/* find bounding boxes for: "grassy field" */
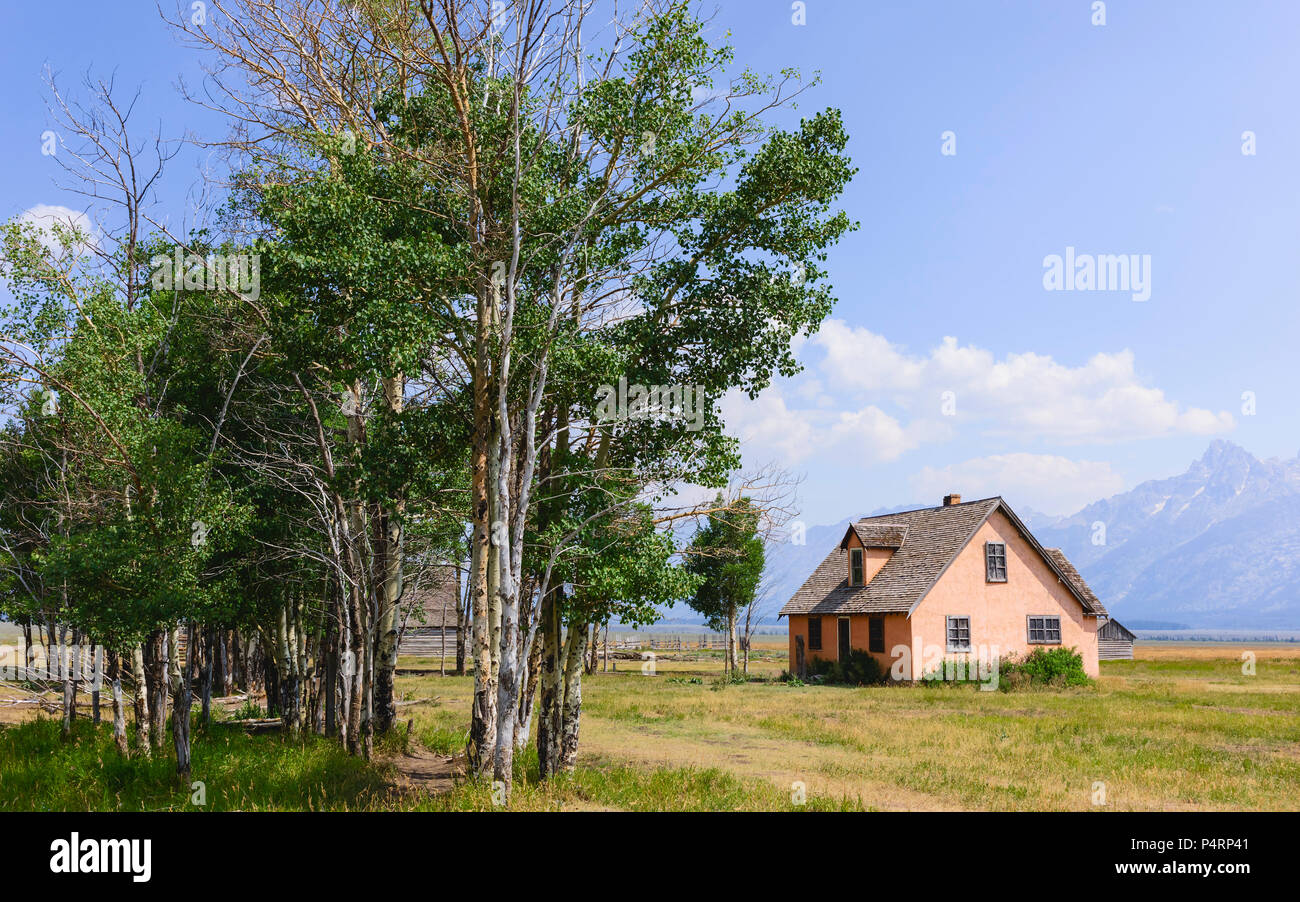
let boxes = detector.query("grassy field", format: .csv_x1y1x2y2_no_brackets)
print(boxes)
396,641,1300,811
1,641,1297,810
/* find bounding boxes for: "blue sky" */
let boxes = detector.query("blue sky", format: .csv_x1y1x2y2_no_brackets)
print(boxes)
3,1,1298,525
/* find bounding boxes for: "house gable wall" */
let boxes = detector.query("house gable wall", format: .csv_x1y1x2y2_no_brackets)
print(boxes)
907,509,1100,679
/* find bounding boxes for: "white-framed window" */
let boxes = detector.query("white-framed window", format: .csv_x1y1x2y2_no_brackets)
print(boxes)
849,547,864,586
1027,615,1062,644
985,542,1007,582
946,615,971,652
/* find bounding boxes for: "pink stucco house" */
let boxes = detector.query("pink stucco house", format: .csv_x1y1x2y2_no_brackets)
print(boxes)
779,494,1109,680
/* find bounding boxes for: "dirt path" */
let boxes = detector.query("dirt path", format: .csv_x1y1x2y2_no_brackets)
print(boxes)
387,745,460,797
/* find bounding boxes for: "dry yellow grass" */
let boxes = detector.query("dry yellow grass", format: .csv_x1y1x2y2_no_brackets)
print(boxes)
395,642,1300,811
3,640,1294,810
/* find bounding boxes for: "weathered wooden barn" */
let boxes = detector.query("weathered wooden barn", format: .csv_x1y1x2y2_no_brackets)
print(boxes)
1097,618,1136,660
397,564,464,660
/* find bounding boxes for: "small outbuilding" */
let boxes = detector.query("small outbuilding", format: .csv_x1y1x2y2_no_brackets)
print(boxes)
1097,618,1136,660
398,564,464,660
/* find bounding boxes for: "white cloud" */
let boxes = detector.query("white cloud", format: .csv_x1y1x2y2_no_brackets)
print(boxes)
720,388,818,463
809,320,1234,443
15,204,98,256
717,319,1232,506
912,453,1126,516
724,383,942,466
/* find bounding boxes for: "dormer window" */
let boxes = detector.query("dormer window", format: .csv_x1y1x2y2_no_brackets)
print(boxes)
849,547,864,586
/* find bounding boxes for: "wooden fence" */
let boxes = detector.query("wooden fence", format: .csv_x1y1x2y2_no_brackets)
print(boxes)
391,632,732,660
601,634,730,651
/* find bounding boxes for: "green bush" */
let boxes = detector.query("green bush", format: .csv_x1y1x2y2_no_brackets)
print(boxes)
919,647,1092,691
229,700,266,720
709,670,751,689
999,647,1091,689
807,650,884,686
920,659,988,686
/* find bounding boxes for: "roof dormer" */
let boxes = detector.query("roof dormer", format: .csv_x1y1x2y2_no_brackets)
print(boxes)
839,522,906,587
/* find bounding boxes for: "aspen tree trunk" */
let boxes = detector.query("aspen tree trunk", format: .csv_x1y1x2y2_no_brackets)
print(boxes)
200,627,214,727
69,630,79,726
722,615,730,675
515,625,542,752
263,655,279,717
288,604,302,734
219,631,232,695
62,672,75,738
58,627,75,738
466,484,496,773
339,592,353,744
338,377,372,757
92,645,102,725
309,638,323,735
493,532,522,789
727,610,739,674
110,651,128,756
211,629,225,698
172,623,194,780
536,345,569,779
324,600,338,740
559,624,588,771
236,630,249,694
535,610,561,779
275,603,303,736
363,611,374,761
298,623,310,732
372,500,403,734
60,623,74,739
467,486,500,774
372,373,406,734
146,631,168,751
467,274,499,774
169,626,182,696
346,583,366,755
130,643,149,755
537,598,565,778
45,618,57,678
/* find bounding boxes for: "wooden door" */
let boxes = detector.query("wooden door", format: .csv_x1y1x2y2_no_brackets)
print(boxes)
838,617,851,661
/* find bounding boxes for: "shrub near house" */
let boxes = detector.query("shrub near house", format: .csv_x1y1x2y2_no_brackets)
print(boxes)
780,495,1110,681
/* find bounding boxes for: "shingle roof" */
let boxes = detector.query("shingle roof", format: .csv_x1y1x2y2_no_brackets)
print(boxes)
1098,617,1134,641
778,497,1106,618
842,523,908,549
402,564,462,630
1043,548,1108,616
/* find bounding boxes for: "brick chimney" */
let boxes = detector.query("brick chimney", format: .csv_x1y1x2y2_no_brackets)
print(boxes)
943,493,962,506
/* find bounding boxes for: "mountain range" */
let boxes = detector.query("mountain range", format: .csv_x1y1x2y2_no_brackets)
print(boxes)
760,441,1300,629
